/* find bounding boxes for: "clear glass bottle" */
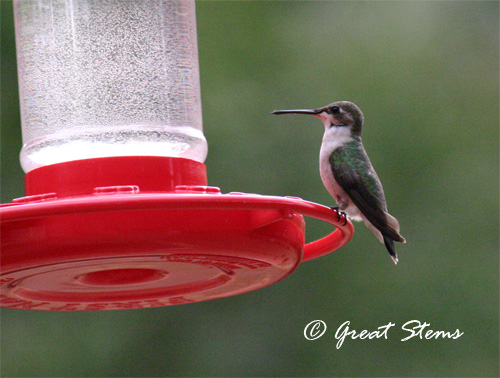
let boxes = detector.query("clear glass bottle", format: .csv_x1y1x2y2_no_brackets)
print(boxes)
14,0,207,173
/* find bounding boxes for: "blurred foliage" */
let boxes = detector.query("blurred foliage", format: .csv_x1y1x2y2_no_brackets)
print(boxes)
1,1,498,377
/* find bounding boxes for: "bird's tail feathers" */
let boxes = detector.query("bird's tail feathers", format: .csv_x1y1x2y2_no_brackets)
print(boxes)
362,213,403,264
384,212,406,243
384,236,399,265
363,212,406,244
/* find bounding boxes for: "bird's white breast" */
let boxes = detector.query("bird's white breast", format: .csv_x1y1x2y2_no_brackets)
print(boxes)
319,126,353,158
319,126,353,183
319,126,356,213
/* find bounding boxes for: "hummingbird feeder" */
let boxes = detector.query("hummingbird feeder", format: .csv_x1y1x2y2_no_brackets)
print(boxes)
0,0,353,311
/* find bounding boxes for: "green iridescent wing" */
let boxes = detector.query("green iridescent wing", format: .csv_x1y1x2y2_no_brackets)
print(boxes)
330,141,403,242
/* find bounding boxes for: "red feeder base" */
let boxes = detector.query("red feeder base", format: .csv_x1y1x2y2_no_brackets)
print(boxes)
0,157,353,311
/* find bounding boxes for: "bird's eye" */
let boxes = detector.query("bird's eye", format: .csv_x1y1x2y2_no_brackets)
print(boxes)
331,106,340,114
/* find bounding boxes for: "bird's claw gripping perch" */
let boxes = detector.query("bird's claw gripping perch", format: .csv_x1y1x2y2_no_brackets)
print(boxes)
331,207,348,226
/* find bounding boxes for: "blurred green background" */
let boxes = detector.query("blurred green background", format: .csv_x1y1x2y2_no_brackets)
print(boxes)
1,1,498,376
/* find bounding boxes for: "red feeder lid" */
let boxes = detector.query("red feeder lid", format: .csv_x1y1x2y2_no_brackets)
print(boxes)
0,157,353,311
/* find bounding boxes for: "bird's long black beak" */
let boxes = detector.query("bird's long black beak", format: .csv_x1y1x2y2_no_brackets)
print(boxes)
271,109,320,115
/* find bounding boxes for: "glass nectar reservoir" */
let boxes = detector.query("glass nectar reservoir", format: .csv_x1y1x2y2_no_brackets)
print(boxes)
14,0,207,173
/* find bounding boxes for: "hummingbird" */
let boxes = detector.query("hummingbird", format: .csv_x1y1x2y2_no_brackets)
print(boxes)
272,101,405,264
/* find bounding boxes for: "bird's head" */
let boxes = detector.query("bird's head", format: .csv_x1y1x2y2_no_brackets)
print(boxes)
272,101,364,137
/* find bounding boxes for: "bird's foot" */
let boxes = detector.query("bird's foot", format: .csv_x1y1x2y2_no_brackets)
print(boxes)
331,207,348,226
